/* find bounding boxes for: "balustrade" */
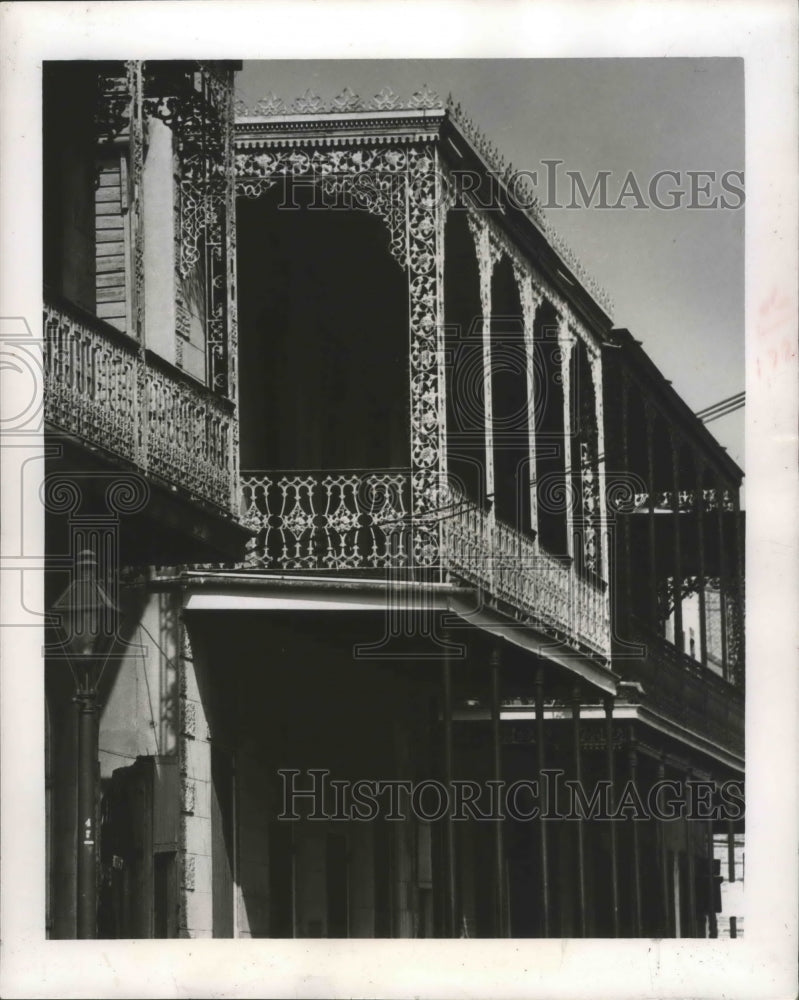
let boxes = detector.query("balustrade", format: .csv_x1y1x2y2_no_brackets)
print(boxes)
44,297,236,512
624,617,744,754
239,472,610,657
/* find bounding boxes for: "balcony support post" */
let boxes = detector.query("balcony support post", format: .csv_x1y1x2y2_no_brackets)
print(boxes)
657,757,672,936
516,270,543,542
685,775,697,937
590,350,610,641
534,666,551,936
467,215,498,523
441,638,457,938
620,375,633,623
644,406,659,631
706,822,718,938
490,644,507,936
628,730,643,936
559,321,576,564
696,460,709,667
716,478,729,681
571,683,587,936
732,487,745,684
604,695,620,936
670,432,684,651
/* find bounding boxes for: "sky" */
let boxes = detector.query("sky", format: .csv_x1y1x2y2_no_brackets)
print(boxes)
237,59,745,470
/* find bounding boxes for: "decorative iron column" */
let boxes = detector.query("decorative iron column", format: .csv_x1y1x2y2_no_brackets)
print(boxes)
696,459,709,667
706,822,718,938
644,405,659,631
516,268,544,542
628,729,643,936
685,775,697,937
467,215,497,525
441,637,457,937
490,645,507,936
716,478,729,680
559,320,576,565
657,758,671,936
731,486,745,684
534,665,551,936
590,350,610,587
620,374,633,623
604,694,620,936
670,432,684,651
571,683,587,936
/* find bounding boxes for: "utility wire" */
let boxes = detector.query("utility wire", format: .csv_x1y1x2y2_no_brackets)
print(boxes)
695,391,745,423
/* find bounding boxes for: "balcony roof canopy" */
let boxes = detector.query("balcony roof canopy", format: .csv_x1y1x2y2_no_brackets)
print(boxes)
234,87,615,338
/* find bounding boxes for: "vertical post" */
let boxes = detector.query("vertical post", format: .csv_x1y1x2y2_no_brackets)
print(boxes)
571,683,587,936
216,65,239,516
716,478,729,680
732,487,745,684
707,823,718,939
534,666,551,936
559,321,576,564
490,645,506,936
468,217,496,520
76,692,98,938
518,272,542,542
441,643,457,937
604,695,620,936
670,433,684,651
645,406,659,631
590,351,610,653
696,461,708,667
620,375,633,624
657,758,671,936
685,776,697,937
628,732,643,936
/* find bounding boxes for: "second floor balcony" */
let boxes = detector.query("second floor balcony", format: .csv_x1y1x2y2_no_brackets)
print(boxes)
239,468,609,659
44,294,238,518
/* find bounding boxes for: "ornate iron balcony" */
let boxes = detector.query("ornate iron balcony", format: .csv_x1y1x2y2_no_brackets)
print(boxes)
239,470,610,659
621,617,744,756
44,296,237,514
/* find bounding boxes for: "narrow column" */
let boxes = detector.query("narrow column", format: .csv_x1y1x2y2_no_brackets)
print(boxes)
727,820,736,883
620,375,633,624
657,758,671,936
591,351,610,587
76,695,99,938
696,460,708,667
490,645,507,936
670,433,684,651
534,666,551,936
732,487,745,683
559,321,576,563
628,731,643,936
716,479,729,680
468,217,496,519
706,822,718,938
571,683,587,936
604,695,620,936
517,270,543,541
685,776,697,937
645,406,659,631
441,641,457,937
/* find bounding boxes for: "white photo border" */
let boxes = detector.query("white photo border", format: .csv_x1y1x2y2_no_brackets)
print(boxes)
1,2,796,997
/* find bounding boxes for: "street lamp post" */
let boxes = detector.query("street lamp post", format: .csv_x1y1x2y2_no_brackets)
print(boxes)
52,548,118,939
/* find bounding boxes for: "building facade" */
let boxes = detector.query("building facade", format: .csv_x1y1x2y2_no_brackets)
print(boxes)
42,63,744,939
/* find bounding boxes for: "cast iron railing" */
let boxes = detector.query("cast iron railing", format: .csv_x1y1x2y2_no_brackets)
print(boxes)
44,295,236,513
620,617,744,755
239,471,610,658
